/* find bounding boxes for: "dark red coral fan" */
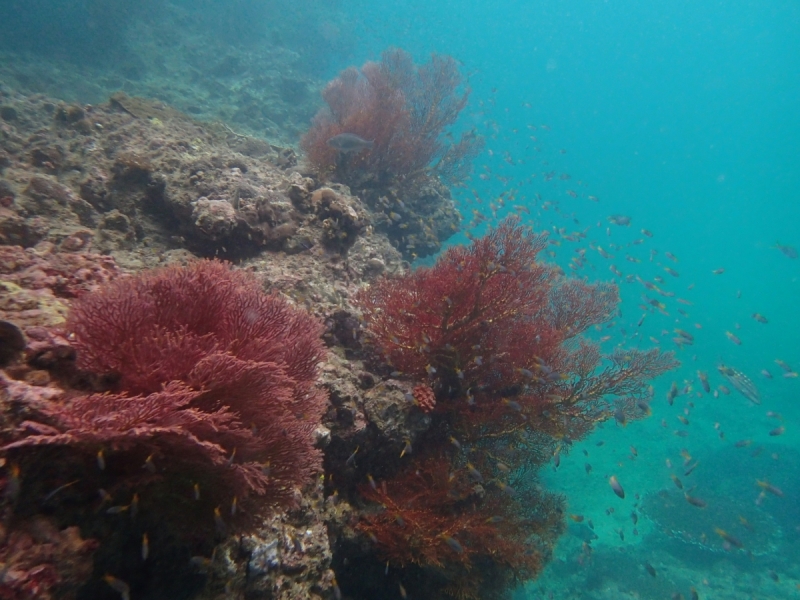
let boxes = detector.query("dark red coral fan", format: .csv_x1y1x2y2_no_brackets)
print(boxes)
5,260,328,510
65,259,324,396
353,218,678,588
301,48,481,183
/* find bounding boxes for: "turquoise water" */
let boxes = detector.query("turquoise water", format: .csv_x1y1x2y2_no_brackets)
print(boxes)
1,0,798,598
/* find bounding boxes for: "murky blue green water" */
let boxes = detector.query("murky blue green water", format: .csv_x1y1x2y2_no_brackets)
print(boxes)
1,0,797,598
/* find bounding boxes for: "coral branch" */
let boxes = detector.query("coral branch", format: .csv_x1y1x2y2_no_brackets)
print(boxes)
301,48,481,184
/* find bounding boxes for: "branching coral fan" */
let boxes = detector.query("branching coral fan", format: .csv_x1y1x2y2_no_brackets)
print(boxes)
301,47,483,184
355,218,677,596
4,260,327,525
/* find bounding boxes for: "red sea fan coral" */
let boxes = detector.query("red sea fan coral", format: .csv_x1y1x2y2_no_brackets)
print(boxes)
356,217,674,436
5,260,327,509
301,48,481,183
356,216,560,392
352,218,677,594
65,259,324,396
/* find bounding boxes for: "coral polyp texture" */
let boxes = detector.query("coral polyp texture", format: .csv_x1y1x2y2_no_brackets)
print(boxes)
301,47,483,186
353,218,678,597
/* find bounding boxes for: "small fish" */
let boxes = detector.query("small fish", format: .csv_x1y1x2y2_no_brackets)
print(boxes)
141,533,149,560
608,215,631,226
485,515,505,524
666,381,678,405
104,575,131,600
724,331,742,345
142,454,157,474
345,445,359,467
231,496,238,517
751,313,768,324
130,493,139,520
449,436,462,452
697,371,710,393
466,463,484,482
756,480,783,496
684,493,707,508
719,365,760,403
4,464,20,501
106,504,130,515
332,577,342,600
496,481,516,496
367,474,377,491
189,555,213,570
773,242,798,259
569,514,584,522
398,582,408,599
442,535,465,553
97,449,106,471
670,474,683,490
214,506,227,535
760,369,773,379
326,133,374,153
400,439,412,458
641,229,653,237
684,461,699,476
609,475,625,499
98,488,112,505
714,527,743,548
769,426,785,436
644,561,657,577
775,359,793,373
711,268,725,275
43,479,80,503
193,483,201,501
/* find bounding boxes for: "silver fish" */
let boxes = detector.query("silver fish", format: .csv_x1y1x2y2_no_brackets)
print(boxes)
717,364,760,404
326,133,374,153
608,214,631,226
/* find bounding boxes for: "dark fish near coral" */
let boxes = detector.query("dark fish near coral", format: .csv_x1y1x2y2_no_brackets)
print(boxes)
104,575,131,600
327,133,374,153
717,365,760,404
